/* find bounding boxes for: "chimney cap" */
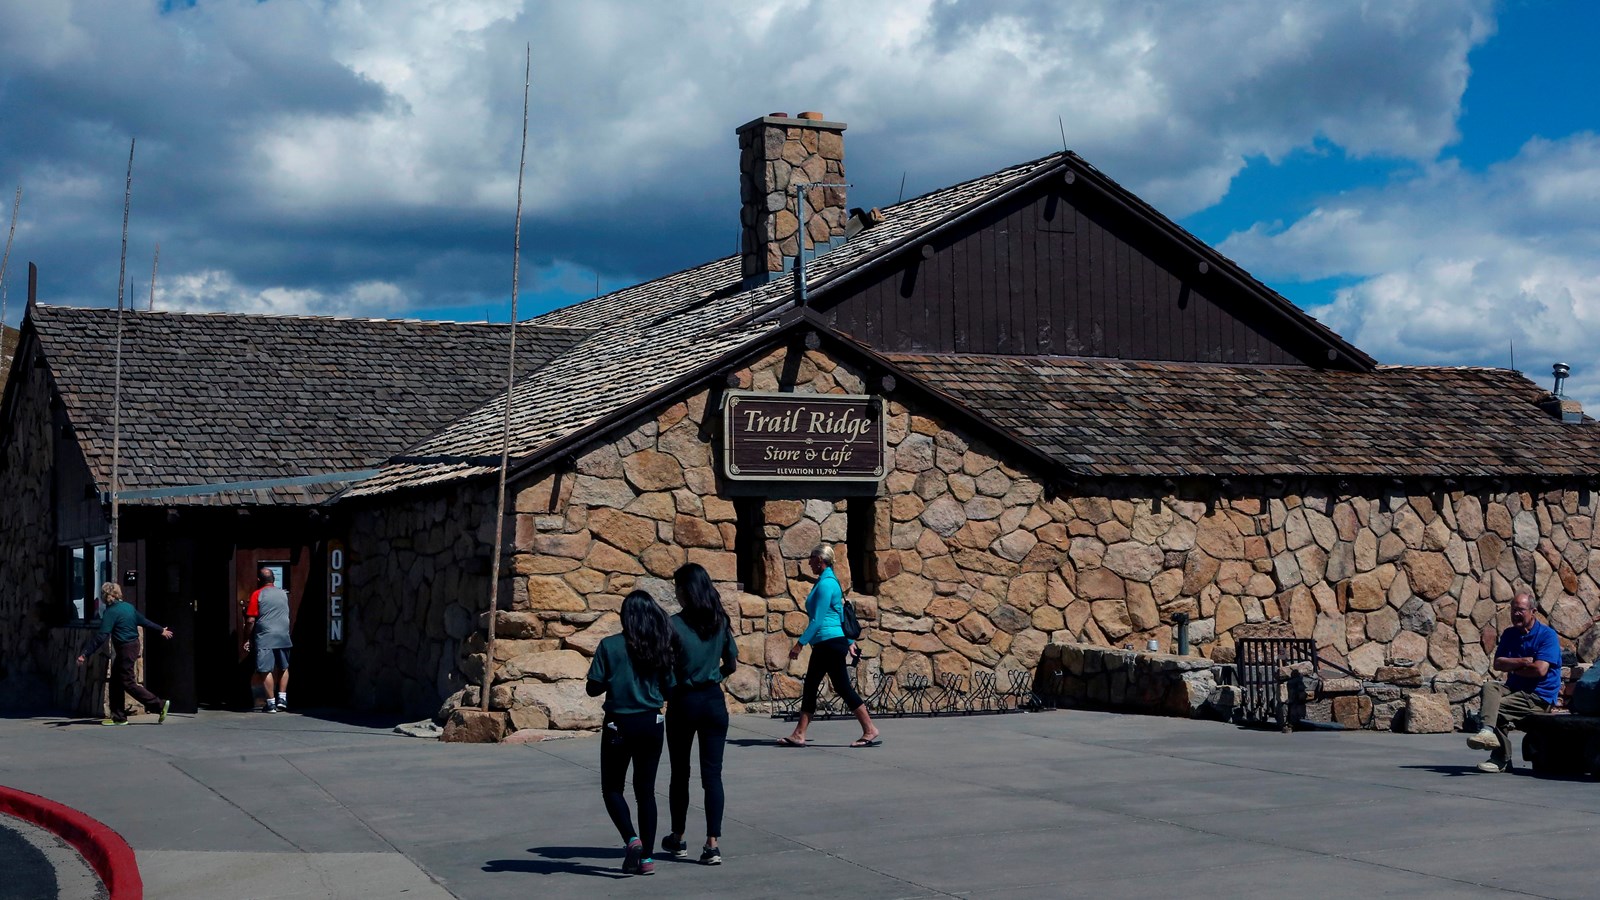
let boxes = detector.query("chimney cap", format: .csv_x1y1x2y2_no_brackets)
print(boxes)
736,114,847,134
1554,362,1571,379
798,111,825,120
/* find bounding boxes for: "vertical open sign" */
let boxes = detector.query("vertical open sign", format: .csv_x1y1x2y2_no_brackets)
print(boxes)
327,539,345,648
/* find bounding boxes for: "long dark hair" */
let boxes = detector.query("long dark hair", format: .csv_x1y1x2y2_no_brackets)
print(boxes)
621,590,674,677
674,562,730,641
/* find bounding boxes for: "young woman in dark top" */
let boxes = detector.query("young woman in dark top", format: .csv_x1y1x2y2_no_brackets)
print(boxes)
587,590,677,876
660,563,739,865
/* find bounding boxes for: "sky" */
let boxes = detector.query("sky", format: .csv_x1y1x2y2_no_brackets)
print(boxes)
1,1,1598,400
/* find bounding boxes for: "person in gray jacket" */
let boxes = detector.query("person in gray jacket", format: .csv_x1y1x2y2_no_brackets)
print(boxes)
245,567,293,712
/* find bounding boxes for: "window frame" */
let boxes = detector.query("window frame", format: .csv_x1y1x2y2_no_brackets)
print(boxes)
59,539,110,624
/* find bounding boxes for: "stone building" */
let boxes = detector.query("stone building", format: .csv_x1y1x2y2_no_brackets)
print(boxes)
0,307,584,712
5,111,1600,734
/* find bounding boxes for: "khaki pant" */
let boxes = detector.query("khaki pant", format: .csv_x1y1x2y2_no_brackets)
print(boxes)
1479,681,1549,766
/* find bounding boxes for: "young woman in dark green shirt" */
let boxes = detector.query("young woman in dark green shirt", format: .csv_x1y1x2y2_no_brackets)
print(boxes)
660,563,739,866
586,590,677,876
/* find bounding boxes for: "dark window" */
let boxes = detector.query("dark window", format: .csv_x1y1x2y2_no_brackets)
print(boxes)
847,497,878,595
60,541,109,622
733,498,766,595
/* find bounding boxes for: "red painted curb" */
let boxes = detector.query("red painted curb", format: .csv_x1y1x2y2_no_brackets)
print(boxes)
0,785,143,900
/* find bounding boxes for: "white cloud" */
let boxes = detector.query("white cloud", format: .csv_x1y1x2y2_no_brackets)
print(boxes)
155,269,408,318
0,0,1495,317
1220,133,1600,403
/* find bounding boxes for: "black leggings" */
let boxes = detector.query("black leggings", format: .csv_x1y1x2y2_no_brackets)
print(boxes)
667,684,730,838
600,712,664,851
800,637,863,714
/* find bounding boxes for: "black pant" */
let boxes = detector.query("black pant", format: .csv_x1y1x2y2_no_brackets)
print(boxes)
110,640,162,721
800,637,863,714
600,711,664,852
667,684,730,839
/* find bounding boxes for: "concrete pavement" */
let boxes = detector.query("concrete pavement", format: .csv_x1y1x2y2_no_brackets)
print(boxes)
2,706,1598,898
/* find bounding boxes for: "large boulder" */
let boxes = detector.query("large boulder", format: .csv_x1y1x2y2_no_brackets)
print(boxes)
441,708,508,743
1402,691,1453,734
513,680,604,730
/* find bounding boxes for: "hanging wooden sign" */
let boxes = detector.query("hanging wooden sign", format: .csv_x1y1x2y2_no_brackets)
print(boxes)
723,390,886,482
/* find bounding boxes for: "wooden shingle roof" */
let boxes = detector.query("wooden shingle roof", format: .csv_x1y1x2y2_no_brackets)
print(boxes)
30,306,591,505
351,156,1064,496
885,354,1599,478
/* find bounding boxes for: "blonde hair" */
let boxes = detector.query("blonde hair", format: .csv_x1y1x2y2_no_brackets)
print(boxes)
100,582,122,602
811,544,835,566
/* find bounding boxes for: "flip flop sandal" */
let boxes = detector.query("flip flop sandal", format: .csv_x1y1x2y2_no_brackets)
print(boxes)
776,736,807,747
850,738,883,748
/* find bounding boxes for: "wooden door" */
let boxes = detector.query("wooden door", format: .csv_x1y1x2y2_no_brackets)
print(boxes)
142,537,200,712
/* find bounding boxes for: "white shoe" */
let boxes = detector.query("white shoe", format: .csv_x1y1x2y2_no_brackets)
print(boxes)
1466,728,1499,750
1476,760,1508,773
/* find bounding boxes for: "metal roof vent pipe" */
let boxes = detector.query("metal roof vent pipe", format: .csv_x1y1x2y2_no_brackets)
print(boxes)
1538,362,1584,423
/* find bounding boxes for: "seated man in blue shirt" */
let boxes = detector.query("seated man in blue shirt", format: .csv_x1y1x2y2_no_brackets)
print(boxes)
1467,592,1562,773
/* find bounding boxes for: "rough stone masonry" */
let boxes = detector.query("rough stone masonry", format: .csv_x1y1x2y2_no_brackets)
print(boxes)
428,341,1600,736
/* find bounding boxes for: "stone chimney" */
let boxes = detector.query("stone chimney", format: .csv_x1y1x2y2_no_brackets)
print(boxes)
737,112,847,287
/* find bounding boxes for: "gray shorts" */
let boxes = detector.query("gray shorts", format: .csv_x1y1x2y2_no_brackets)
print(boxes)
255,645,291,674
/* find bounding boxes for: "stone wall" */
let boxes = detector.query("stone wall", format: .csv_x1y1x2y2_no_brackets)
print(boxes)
344,485,495,719
447,339,1600,734
1044,642,1231,719
1041,641,1491,735
0,342,104,714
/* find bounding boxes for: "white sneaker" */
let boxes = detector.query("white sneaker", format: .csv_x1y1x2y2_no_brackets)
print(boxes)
1476,759,1508,773
276,697,288,712
1466,728,1499,750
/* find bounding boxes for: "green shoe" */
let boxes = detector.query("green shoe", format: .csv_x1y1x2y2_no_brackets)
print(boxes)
100,719,129,726
158,700,171,724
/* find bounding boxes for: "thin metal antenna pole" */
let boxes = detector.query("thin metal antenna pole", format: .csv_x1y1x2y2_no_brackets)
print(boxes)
110,138,135,581
0,186,20,372
148,242,160,311
1058,115,1068,153
481,46,531,712
794,183,806,306
897,172,906,205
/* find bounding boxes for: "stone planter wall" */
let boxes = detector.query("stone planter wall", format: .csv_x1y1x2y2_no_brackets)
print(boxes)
1042,642,1232,719
441,339,1600,734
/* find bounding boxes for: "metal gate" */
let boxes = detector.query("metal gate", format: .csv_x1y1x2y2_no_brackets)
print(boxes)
1236,637,1317,728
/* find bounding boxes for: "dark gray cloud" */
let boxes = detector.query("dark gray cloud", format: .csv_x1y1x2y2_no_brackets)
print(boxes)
0,0,1494,321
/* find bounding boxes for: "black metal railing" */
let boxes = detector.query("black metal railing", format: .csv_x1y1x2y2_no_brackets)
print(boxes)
1235,637,1318,727
766,665,1062,720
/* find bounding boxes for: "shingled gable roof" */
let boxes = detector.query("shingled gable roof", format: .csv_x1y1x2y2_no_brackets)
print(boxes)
349,154,1066,497
21,306,591,505
882,353,1600,479
717,151,1375,371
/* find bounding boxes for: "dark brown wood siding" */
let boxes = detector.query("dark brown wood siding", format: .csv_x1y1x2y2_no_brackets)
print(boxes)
818,183,1322,365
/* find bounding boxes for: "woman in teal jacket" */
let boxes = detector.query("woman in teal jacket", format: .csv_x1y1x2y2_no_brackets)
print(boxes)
778,544,881,748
